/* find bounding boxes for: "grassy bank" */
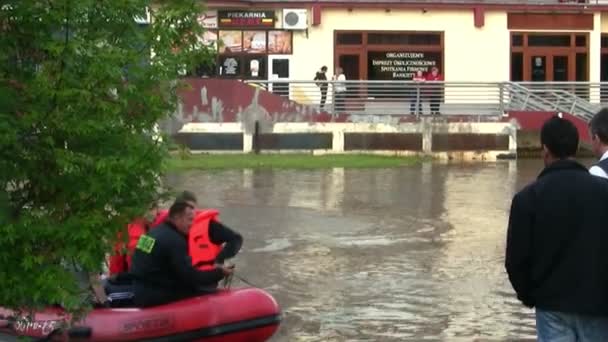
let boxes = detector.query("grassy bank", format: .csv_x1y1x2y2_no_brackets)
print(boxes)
166,153,424,171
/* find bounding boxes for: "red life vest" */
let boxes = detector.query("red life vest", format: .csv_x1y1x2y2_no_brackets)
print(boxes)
189,210,222,271
151,209,222,270
108,218,149,275
152,210,168,227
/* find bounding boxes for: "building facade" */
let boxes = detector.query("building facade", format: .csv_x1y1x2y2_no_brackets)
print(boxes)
201,0,608,87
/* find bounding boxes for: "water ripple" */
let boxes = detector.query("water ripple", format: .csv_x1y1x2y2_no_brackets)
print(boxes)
165,162,541,341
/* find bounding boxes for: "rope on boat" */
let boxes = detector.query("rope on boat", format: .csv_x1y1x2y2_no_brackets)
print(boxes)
221,273,259,289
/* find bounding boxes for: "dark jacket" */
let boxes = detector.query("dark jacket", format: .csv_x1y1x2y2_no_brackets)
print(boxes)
314,71,327,89
506,159,608,315
208,221,243,264
130,221,224,307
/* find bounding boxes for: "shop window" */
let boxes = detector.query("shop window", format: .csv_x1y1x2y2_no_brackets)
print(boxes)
511,34,523,47
244,55,267,79
337,33,363,45
575,35,586,47
368,33,441,45
602,35,608,48
243,31,267,54
219,31,243,53
527,35,571,47
215,29,292,79
218,55,242,78
511,52,523,81
268,31,292,54
191,61,217,78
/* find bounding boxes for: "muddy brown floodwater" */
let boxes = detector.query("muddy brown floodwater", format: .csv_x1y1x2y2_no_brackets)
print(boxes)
2,159,597,342
164,159,598,342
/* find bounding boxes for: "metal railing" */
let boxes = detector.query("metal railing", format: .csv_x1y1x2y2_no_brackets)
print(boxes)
247,80,509,118
515,82,606,122
244,80,607,122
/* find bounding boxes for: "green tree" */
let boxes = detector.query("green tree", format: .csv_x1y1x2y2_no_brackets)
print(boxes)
0,0,213,314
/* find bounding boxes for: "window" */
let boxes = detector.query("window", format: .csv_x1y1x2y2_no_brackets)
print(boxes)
527,35,571,47
218,55,241,78
576,53,587,82
268,31,292,54
243,31,267,54
219,31,243,53
215,30,292,79
243,55,267,79
337,33,363,45
511,52,523,81
368,33,441,45
512,34,523,47
575,35,586,47
367,51,442,81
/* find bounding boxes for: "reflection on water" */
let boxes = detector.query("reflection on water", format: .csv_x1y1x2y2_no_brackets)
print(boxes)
165,159,574,341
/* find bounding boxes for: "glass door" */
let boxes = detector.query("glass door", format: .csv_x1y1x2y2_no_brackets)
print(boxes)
336,52,363,112
530,55,547,81
526,51,573,82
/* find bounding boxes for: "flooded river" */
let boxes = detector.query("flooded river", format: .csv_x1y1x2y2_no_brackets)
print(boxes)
1,159,590,342
164,159,591,341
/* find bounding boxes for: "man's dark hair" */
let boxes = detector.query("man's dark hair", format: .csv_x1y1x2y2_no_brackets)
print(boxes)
321,66,327,72
175,190,197,204
168,200,193,219
590,108,608,145
540,115,579,159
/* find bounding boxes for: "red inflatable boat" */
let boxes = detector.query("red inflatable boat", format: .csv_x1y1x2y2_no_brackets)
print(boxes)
0,288,281,341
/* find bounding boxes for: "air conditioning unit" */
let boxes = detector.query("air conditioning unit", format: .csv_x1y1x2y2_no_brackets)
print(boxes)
282,9,308,30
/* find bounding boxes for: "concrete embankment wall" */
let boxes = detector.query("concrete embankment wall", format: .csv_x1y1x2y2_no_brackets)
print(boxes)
173,119,517,161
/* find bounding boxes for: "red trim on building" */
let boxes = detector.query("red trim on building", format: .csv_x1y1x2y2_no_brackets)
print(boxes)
206,1,608,12
312,4,322,26
473,7,485,28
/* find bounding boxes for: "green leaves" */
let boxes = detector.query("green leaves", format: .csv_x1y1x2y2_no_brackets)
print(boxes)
0,0,212,314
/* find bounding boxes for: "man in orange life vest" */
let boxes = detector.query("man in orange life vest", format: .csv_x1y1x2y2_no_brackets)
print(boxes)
153,191,243,275
130,200,235,307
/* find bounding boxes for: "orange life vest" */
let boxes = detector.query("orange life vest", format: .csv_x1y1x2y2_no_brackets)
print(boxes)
189,209,222,271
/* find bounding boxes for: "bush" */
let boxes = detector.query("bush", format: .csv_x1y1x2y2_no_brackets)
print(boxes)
0,0,214,314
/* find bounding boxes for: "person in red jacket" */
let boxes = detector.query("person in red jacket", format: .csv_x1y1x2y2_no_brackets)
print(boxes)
425,66,444,115
155,191,243,273
108,203,159,276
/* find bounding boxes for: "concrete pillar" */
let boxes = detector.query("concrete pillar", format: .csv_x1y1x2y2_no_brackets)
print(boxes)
421,119,433,154
590,13,602,104
332,130,345,153
243,132,253,153
508,125,518,155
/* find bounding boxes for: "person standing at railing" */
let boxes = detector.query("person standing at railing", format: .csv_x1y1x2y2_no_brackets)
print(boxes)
426,67,443,116
314,66,328,110
589,108,608,179
333,67,347,113
410,70,425,115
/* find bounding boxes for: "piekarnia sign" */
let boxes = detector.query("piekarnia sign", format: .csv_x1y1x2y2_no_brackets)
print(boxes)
219,10,275,28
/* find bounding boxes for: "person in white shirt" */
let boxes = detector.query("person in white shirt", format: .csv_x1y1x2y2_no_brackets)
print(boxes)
589,108,608,179
332,67,347,113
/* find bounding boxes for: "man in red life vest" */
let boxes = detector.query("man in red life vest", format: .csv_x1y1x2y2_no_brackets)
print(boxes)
153,191,243,274
108,203,159,276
